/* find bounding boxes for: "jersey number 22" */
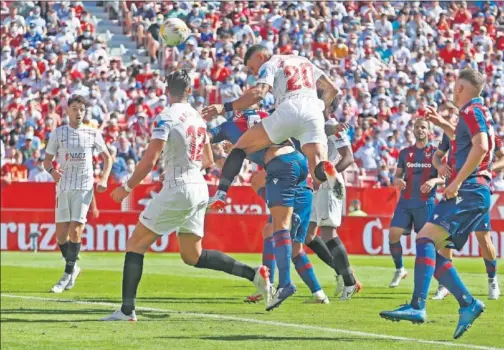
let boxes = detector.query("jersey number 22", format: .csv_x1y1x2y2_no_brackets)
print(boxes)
285,63,314,92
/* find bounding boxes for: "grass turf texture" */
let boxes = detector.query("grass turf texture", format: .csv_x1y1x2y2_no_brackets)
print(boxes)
1,252,502,350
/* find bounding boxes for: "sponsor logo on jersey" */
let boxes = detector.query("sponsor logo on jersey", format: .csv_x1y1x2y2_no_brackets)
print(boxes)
406,162,432,168
65,152,86,161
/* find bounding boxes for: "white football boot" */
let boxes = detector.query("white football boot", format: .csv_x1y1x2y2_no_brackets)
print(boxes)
65,265,82,290
252,265,271,306
50,273,71,293
488,277,500,300
389,268,408,288
432,284,450,300
334,275,344,297
101,310,137,322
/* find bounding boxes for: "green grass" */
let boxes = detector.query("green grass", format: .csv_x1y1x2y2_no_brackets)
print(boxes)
1,252,502,350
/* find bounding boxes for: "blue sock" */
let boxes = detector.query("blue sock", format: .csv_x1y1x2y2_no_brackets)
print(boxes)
389,241,403,269
262,237,276,284
484,259,497,279
273,229,292,288
292,251,321,293
435,253,474,308
411,237,436,310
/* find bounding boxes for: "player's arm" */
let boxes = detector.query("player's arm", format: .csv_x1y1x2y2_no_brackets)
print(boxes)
325,122,350,136
335,145,354,173
94,132,112,192
425,106,455,139
90,193,99,219
201,84,270,121
432,148,452,179
393,150,406,190
202,142,214,170
43,131,63,182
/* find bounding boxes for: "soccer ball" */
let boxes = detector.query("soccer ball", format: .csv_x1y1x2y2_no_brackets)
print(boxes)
159,18,190,47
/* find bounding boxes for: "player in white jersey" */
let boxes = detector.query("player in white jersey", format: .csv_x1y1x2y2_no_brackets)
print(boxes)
101,71,270,322
201,45,341,211
305,119,362,300
44,95,112,293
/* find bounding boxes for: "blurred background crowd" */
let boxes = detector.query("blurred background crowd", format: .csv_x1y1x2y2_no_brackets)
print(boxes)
1,1,503,189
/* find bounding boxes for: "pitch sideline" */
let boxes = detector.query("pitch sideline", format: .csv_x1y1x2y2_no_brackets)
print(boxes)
1,293,501,350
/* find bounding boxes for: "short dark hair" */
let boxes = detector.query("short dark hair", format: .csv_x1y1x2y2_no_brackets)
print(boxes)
458,69,485,93
166,70,191,97
244,45,268,65
67,94,86,106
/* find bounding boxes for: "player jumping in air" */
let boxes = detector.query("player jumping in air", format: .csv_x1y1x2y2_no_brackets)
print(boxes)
209,108,329,308
101,71,270,321
305,118,362,300
430,107,501,301
380,69,493,339
201,45,341,210
44,94,112,293
387,118,445,288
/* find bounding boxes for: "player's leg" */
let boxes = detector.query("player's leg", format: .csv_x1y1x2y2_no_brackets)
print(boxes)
381,190,488,338
291,187,328,304
102,221,158,321
62,221,84,290
209,123,273,210
432,247,452,300
55,222,70,259
305,222,337,274
388,204,412,288
475,227,500,300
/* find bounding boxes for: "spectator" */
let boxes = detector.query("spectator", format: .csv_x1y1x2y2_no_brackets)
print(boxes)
116,136,139,163
355,136,379,170
28,156,53,182
108,145,127,182
348,199,368,216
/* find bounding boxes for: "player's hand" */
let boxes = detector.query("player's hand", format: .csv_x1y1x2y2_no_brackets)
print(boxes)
437,164,452,179
421,179,436,193
96,179,108,193
443,181,460,200
425,106,443,126
110,186,129,203
91,207,100,219
334,122,351,134
51,169,64,183
393,178,406,190
201,104,224,121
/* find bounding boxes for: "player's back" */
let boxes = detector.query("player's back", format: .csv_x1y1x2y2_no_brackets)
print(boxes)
154,103,207,185
260,55,323,106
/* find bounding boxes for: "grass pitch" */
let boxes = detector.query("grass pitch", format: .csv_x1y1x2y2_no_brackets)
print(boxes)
1,252,502,350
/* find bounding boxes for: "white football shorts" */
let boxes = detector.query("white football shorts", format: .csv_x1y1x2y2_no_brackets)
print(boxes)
262,97,327,147
310,179,345,228
55,189,93,224
139,183,209,237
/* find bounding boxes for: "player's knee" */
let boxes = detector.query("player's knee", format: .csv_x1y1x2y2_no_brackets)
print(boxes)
180,250,200,266
262,223,273,239
320,226,337,242
389,228,403,243
305,223,317,244
438,247,452,260
314,162,327,182
291,242,303,258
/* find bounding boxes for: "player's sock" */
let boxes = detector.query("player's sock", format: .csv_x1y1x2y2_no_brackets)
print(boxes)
64,241,81,274
292,251,321,293
195,250,256,282
434,252,474,307
326,237,355,286
411,237,436,310
263,237,276,284
484,259,497,279
217,148,247,193
306,236,335,270
389,241,404,269
58,241,69,259
121,252,144,316
273,229,292,288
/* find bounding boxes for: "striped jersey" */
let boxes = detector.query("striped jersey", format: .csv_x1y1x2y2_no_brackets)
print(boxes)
152,103,208,187
397,144,438,206
46,125,107,192
256,55,325,107
449,97,495,186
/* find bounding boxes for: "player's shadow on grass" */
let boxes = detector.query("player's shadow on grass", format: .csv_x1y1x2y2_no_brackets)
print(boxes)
158,335,393,342
136,297,241,304
1,308,108,315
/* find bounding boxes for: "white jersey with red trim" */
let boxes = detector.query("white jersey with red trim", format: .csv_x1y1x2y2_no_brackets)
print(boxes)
256,55,325,107
152,103,208,187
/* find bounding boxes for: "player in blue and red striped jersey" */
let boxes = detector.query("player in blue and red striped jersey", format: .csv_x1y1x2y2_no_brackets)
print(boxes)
381,69,493,339
387,118,445,288
208,108,330,309
431,112,501,301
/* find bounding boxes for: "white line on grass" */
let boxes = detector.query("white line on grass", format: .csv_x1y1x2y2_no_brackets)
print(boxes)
1,294,501,350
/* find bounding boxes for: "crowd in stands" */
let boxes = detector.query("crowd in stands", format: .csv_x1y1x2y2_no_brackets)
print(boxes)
1,1,503,189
